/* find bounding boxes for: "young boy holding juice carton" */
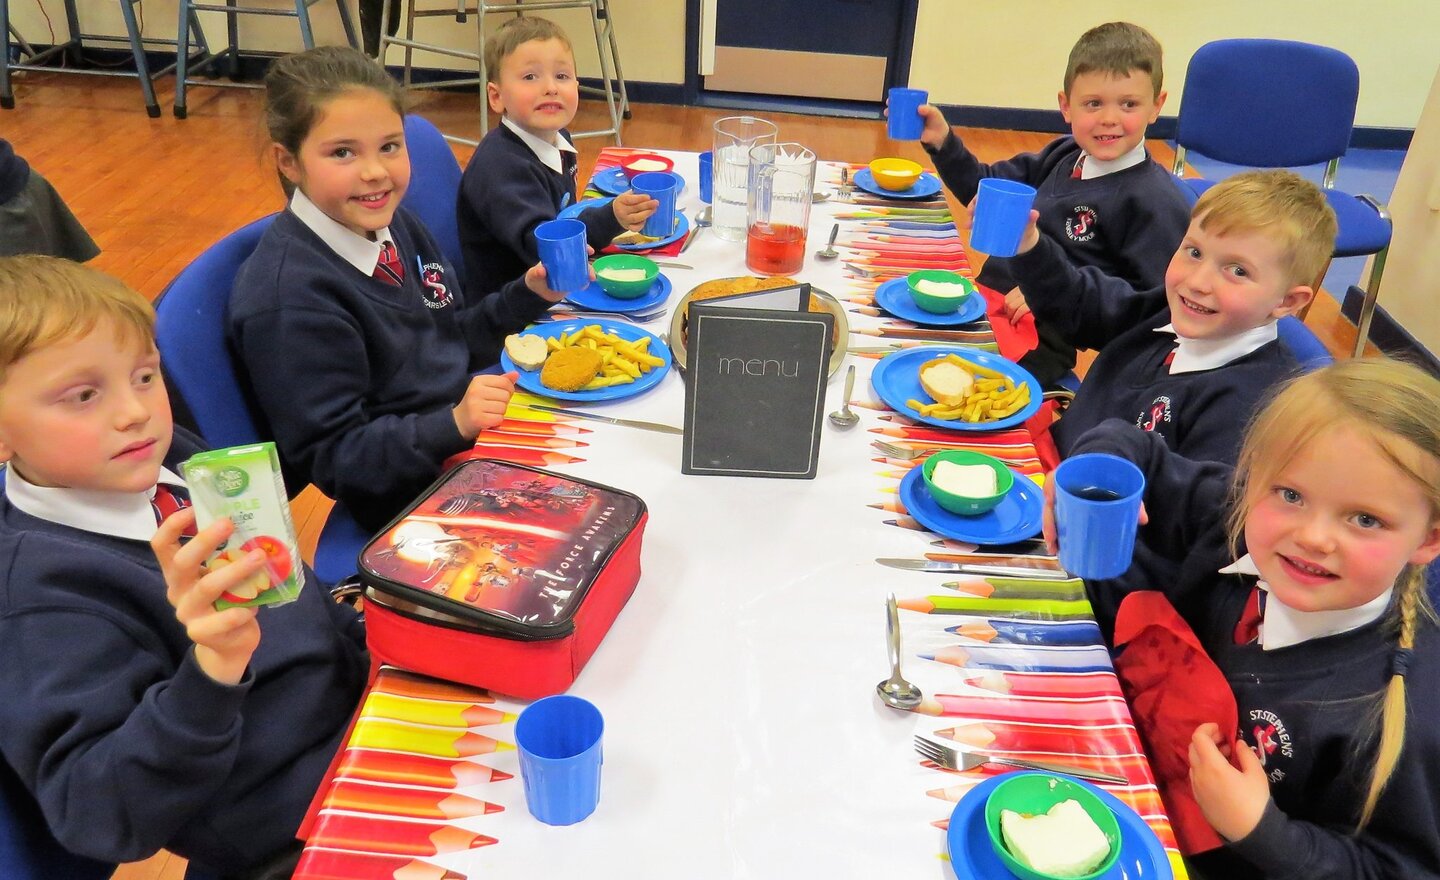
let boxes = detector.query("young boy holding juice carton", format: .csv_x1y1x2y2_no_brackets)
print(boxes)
457,15,657,293
911,22,1191,386
0,256,368,877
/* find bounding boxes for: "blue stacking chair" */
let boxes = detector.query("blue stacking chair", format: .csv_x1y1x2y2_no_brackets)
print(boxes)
1276,315,1334,372
400,113,466,285
1169,39,1392,357
154,215,371,585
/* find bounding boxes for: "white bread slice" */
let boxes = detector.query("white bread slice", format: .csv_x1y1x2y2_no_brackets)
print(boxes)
931,460,997,497
1000,799,1110,878
914,278,969,298
504,333,549,371
918,358,975,406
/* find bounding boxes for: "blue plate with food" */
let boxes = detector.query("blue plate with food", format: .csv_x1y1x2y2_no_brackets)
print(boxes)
946,774,1172,880
873,276,987,327
558,196,613,222
869,346,1042,431
853,168,942,200
501,318,671,403
899,465,1042,545
588,167,686,197
559,197,690,251
565,273,672,314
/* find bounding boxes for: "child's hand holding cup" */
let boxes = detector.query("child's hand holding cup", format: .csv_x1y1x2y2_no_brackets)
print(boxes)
1052,453,1147,580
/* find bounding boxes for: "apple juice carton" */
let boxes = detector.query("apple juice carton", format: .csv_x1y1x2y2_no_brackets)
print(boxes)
181,442,304,610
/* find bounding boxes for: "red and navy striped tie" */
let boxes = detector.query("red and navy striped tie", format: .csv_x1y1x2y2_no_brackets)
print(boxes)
374,241,405,286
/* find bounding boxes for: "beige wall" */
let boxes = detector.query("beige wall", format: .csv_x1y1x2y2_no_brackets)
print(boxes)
911,0,1440,130
1362,64,1440,353
8,1,1435,128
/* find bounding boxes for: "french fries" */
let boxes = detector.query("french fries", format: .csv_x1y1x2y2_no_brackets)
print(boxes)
907,354,1031,423
543,324,665,390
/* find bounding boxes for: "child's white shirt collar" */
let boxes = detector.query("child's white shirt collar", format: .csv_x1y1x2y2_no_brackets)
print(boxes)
1079,141,1148,180
1218,553,1393,650
4,463,187,542
289,189,395,278
501,116,576,176
1154,321,1277,374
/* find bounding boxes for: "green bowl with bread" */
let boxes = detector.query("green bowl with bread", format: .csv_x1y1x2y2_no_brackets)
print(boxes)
921,449,1013,515
984,773,1122,880
906,269,974,314
592,253,660,299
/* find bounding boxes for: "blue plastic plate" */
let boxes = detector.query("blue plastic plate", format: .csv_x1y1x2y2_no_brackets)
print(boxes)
566,273,672,314
614,211,689,251
560,196,689,251
946,773,1172,880
874,276,987,327
558,197,612,221
853,168,942,200
500,319,672,403
589,166,686,197
869,346,1042,431
899,465,1042,545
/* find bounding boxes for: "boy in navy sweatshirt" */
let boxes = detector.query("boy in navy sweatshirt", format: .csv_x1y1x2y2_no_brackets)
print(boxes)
458,16,657,295
0,256,367,879
911,22,1191,386
1009,168,1336,468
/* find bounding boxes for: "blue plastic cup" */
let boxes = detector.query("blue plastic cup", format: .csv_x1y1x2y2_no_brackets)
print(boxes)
697,150,713,204
533,218,589,293
632,171,678,239
969,178,1038,257
1054,453,1147,580
887,87,928,140
515,695,604,825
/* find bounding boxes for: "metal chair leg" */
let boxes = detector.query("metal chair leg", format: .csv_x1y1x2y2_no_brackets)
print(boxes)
335,0,360,49
118,0,161,117
295,0,316,49
174,0,192,116
1,0,15,109
1351,245,1389,358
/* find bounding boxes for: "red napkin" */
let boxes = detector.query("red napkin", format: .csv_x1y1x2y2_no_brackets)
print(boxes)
586,147,690,258
1112,591,1237,855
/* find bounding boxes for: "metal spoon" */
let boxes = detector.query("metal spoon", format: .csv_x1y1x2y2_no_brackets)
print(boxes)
681,204,712,254
828,364,859,428
814,223,840,260
876,592,923,711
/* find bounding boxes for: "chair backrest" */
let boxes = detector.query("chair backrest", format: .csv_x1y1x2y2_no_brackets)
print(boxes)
1175,39,1359,169
400,114,465,280
154,215,275,450
1276,315,1334,372
1,756,114,880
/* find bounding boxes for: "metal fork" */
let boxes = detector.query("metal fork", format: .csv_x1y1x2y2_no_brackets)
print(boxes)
913,735,1127,784
872,439,927,460
550,307,667,324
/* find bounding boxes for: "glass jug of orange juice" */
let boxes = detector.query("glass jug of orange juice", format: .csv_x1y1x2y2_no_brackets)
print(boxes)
745,142,815,276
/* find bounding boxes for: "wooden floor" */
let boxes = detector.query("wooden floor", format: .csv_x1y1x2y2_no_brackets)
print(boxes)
2,71,1374,880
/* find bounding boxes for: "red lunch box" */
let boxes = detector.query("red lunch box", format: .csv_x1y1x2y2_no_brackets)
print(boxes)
358,459,647,699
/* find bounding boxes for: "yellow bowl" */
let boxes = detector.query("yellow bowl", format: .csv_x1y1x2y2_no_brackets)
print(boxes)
868,157,923,191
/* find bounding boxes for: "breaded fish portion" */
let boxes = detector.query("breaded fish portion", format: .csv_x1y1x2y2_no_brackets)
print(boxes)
540,346,603,392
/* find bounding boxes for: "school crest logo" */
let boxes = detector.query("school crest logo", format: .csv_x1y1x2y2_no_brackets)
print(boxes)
1244,707,1294,783
1137,395,1172,433
1065,205,1098,242
418,261,452,310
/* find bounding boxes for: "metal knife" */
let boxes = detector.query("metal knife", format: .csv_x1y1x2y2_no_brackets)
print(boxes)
876,558,1074,580
651,260,693,270
516,403,684,435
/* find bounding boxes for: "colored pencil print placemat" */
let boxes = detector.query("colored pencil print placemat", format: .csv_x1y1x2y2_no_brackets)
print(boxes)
296,667,524,880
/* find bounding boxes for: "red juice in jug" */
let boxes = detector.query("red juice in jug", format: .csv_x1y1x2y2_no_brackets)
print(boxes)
746,222,806,275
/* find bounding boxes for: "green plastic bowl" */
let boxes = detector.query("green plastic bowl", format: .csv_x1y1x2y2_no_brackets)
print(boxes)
592,254,660,299
922,450,1013,516
906,269,975,314
983,773,1122,880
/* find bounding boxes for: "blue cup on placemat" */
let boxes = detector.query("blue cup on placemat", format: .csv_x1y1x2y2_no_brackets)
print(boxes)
887,87,928,140
698,150,713,204
533,218,589,292
632,171,677,238
969,178,1038,257
515,694,605,825
1054,453,1146,580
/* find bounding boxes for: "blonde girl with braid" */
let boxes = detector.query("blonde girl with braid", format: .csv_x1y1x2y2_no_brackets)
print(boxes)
1060,358,1440,879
